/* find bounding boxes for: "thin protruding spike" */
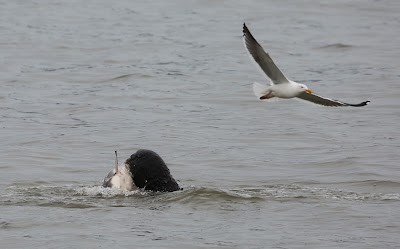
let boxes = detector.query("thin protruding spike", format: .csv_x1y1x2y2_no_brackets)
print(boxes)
114,150,118,174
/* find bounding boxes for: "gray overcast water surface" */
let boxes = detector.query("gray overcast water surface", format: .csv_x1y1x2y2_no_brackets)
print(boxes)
1,0,399,248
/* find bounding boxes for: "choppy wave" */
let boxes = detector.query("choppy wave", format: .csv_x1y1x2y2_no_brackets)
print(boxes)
161,187,263,206
104,73,153,82
1,183,399,209
167,185,400,204
317,43,354,50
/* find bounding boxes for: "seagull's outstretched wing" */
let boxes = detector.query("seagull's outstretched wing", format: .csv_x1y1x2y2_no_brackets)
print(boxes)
243,23,289,84
297,92,370,107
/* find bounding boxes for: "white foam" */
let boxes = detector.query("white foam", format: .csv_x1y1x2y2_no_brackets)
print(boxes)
75,186,141,197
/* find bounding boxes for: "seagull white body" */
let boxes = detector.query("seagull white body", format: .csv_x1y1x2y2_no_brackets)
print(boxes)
243,23,369,107
253,81,309,99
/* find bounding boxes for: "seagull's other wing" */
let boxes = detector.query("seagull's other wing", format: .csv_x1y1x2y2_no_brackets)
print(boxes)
297,92,370,107
243,23,290,84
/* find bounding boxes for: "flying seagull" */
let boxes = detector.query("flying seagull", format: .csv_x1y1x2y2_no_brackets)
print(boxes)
242,23,369,107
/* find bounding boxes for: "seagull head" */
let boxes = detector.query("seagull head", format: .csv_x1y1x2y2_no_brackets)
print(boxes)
298,84,313,94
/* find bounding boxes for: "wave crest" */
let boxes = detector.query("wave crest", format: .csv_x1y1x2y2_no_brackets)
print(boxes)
1,183,399,209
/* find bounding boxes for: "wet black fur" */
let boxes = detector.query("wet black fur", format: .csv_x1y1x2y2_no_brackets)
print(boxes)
125,149,180,192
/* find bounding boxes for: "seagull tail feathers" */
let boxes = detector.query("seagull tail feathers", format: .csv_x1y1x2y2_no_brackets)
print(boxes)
252,82,270,100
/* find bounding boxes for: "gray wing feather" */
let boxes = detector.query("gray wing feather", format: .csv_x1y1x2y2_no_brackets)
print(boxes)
243,23,289,84
297,92,370,107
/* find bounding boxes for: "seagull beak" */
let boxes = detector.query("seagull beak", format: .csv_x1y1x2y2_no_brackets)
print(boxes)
305,89,313,94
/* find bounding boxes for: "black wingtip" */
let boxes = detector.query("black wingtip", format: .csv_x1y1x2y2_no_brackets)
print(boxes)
363,100,371,105
350,100,370,107
243,22,250,35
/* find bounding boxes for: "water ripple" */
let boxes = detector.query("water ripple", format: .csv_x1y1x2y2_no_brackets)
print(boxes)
2,183,398,210
317,43,354,50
